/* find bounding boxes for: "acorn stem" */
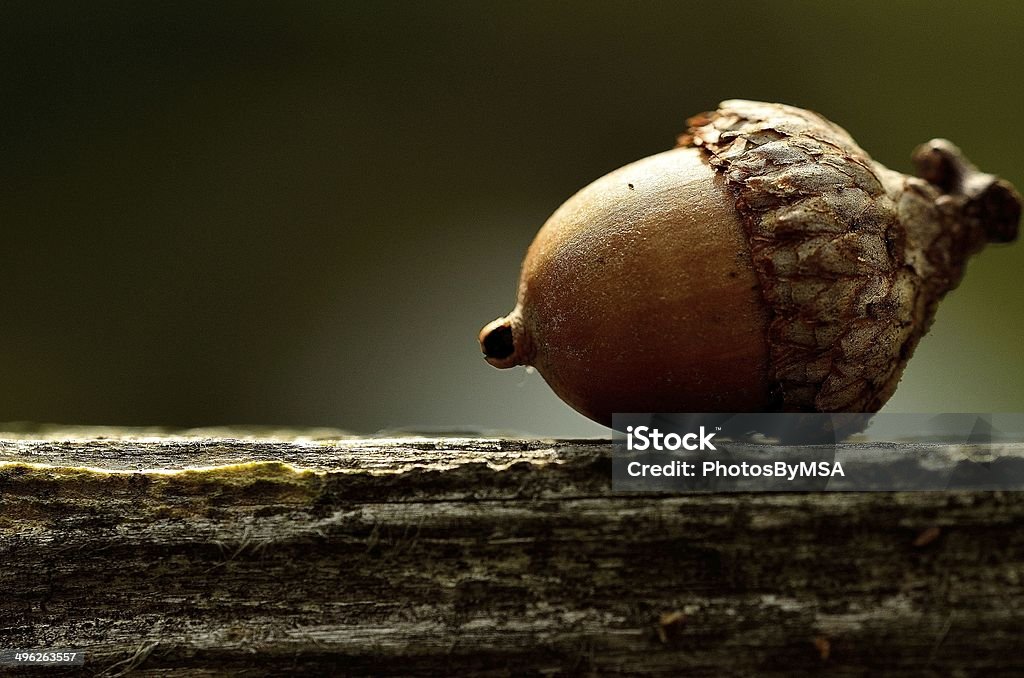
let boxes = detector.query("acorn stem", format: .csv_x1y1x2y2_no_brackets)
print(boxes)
913,139,1022,245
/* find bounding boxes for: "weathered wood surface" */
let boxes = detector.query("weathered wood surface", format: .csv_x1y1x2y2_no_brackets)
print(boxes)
1,428,1023,676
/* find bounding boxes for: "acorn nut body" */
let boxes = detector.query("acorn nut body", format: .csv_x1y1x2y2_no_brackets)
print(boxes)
480,100,1021,427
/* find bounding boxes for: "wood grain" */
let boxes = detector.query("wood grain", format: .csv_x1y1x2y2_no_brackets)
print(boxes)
1,429,1022,676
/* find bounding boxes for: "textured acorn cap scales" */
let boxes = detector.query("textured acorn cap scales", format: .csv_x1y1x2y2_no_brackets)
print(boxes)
481,100,1021,425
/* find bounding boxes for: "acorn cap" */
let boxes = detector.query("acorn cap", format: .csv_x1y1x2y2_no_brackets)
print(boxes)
679,100,1021,412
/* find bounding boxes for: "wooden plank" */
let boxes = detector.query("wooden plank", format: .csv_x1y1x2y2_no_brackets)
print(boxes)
1,430,1022,675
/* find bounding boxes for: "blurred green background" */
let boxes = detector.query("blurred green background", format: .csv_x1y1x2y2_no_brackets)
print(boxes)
1,1,1021,436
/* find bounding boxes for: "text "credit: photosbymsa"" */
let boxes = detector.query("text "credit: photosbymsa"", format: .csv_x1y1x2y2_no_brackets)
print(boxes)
625,426,717,451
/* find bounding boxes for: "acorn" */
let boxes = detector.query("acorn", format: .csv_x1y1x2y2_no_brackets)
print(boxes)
480,100,1021,427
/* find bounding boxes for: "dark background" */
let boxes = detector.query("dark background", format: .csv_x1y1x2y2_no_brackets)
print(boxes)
1,1,1021,436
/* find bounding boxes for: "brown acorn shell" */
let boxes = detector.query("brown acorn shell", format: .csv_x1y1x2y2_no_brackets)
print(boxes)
499,147,773,424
